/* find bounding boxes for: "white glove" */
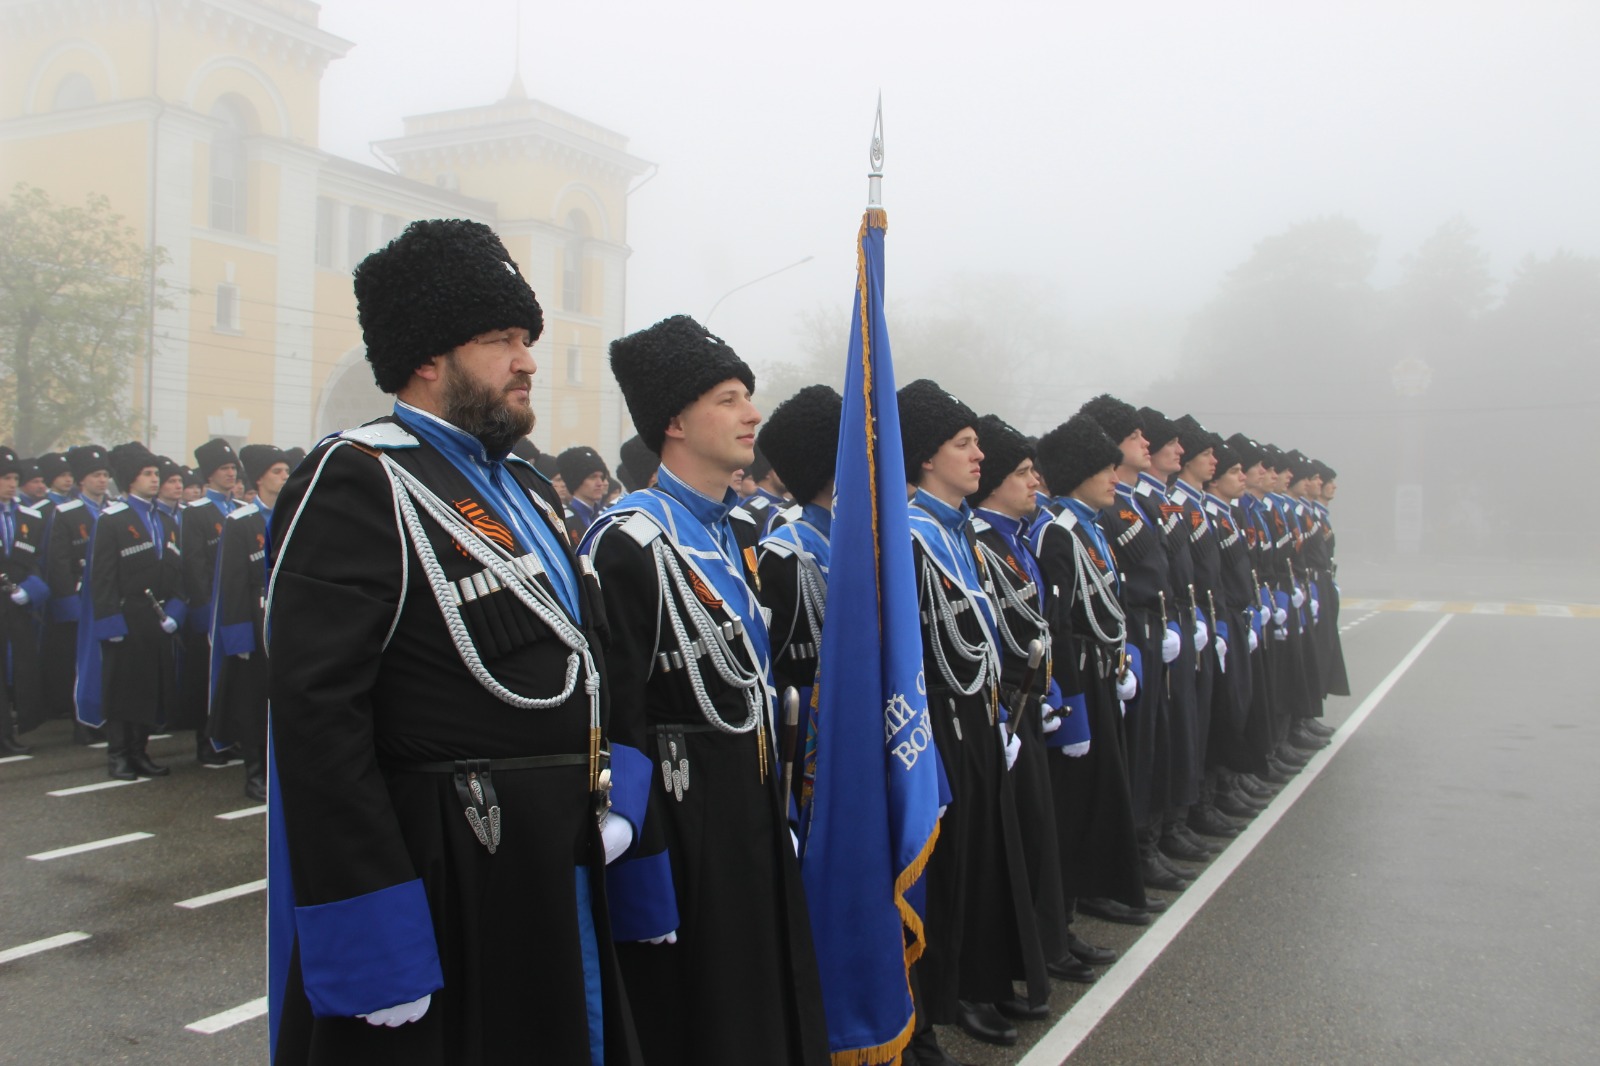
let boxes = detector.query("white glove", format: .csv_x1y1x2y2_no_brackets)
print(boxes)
1272,606,1288,627
998,722,1021,771
1273,625,1288,642
1215,637,1227,673
600,814,634,864
160,615,179,635
1247,627,1259,653
1291,586,1306,609
359,993,431,1027
1311,598,1320,621
235,652,250,661
1162,626,1181,663
937,804,948,820
1059,740,1091,757
9,588,28,606
643,930,678,945
108,635,124,643
1255,606,1270,629
1193,616,1209,652
1040,707,1064,734
1115,671,1138,701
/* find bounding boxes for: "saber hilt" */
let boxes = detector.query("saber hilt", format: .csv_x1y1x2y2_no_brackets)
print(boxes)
1007,638,1045,741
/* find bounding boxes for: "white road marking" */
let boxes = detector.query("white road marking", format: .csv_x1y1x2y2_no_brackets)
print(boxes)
1017,614,1455,1066
87,741,108,749
186,996,268,1034
0,932,91,965
175,879,267,910
202,759,245,770
148,733,172,740
27,832,154,861
48,778,149,797
0,754,33,764
215,805,267,820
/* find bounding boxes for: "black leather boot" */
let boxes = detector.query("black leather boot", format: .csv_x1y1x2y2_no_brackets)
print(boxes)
107,723,137,781
127,725,170,778
1,707,32,755
242,743,267,801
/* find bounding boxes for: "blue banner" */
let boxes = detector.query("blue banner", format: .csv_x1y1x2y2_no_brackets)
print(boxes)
801,209,941,1064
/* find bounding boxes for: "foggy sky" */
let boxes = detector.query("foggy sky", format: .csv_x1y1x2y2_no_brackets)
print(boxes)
316,0,1600,386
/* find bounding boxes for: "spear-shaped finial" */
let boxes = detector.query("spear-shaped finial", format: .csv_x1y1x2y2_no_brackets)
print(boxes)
867,93,884,208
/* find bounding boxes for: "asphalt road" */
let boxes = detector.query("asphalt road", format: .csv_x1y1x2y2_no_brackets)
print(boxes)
3,567,1597,1064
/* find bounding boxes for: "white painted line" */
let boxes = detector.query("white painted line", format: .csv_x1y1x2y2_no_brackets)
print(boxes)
176,879,266,910
87,741,108,749
202,759,244,770
186,996,268,1034
0,931,91,965
148,733,172,741
1017,614,1455,1066
48,778,149,797
216,805,266,820
27,832,154,862
1536,604,1572,618
0,754,33,765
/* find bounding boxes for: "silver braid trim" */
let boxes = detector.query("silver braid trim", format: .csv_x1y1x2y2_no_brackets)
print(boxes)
1071,531,1127,647
381,456,599,727
920,556,996,697
651,539,767,735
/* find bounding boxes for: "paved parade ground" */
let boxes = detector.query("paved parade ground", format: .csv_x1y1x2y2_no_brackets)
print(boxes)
3,563,1597,1064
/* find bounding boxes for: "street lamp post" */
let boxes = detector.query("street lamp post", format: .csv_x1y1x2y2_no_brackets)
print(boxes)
704,255,814,326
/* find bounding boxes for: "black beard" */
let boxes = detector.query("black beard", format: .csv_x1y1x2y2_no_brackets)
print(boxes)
440,361,535,455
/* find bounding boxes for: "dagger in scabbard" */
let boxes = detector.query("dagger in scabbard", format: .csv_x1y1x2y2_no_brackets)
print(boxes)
779,686,802,805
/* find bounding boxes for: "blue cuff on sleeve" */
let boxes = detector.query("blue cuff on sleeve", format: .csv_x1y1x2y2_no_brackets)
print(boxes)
1216,620,1230,641
1044,692,1091,748
164,598,188,629
608,743,651,845
216,619,255,657
1274,590,1290,612
1126,643,1143,692
92,612,128,642
50,594,80,622
293,878,443,1018
188,601,214,634
21,575,49,607
606,849,679,942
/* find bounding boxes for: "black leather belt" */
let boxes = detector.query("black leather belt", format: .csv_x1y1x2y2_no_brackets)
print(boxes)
389,754,588,773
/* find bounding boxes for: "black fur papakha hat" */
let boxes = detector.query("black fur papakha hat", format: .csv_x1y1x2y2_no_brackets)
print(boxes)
1077,394,1141,445
1316,460,1337,482
66,444,110,481
1225,433,1265,471
354,218,545,394
1175,415,1218,463
557,446,608,491
239,444,289,488
108,442,158,490
1285,450,1318,483
758,384,842,505
182,466,203,489
1206,442,1241,485
617,434,659,491
746,443,773,483
1036,414,1122,496
36,452,71,484
609,315,755,454
1138,406,1181,450
509,438,539,463
1260,444,1288,473
0,446,20,479
897,378,978,484
968,414,1035,508
156,455,184,485
194,438,239,480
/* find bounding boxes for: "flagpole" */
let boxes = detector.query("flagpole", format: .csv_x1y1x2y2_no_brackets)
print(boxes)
867,93,884,208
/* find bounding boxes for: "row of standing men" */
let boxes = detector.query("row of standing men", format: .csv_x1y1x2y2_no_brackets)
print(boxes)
0,438,304,801
262,217,1348,1066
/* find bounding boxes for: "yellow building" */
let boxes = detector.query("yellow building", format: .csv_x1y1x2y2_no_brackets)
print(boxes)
0,0,649,461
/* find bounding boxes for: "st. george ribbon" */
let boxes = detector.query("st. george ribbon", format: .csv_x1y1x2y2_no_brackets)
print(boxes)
800,97,944,1065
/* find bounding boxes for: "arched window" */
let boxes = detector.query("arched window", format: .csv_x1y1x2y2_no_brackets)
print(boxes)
209,96,254,233
52,73,96,111
562,210,590,313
